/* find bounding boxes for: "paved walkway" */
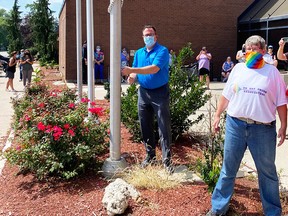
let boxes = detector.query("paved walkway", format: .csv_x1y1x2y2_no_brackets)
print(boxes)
1,68,288,189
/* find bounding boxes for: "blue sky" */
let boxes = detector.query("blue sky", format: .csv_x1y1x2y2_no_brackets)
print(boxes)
0,0,63,18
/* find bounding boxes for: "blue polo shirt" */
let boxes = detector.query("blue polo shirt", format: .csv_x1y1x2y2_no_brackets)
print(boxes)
132,43,169,89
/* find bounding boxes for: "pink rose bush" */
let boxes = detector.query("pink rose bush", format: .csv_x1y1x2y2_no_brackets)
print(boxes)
5,84,109,179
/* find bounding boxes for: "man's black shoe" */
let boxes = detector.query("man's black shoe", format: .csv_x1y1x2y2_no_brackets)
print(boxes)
140,156,156,168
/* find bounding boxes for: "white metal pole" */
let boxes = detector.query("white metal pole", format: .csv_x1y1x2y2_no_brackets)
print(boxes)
102,0,127,178
76,0,82,100
109,0,122,160
86,0,95,116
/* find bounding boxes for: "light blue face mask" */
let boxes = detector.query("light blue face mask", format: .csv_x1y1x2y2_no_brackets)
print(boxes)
143,36,155,47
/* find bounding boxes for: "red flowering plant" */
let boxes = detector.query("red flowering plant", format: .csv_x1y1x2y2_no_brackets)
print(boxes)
6,86,109,180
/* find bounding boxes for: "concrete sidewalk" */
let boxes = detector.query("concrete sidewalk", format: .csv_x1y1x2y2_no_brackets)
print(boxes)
1,70,288,189
0,66,25,140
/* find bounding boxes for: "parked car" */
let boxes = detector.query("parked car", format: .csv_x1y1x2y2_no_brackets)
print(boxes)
0,55,9,74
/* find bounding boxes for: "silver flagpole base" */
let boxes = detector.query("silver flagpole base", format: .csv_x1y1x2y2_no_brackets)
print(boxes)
102,157,128,178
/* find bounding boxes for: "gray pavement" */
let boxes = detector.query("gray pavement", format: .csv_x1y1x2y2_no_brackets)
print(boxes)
0,65,25,140
1,68,288,190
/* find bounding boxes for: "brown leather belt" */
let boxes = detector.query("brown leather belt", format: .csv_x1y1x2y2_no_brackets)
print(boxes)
237,117,274,126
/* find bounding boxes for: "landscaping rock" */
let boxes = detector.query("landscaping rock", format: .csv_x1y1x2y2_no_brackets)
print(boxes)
102,178,140,216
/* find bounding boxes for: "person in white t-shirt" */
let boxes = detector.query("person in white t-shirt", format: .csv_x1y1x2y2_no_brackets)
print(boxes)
235,44,246,63
207,35,287,216
263,45,278,67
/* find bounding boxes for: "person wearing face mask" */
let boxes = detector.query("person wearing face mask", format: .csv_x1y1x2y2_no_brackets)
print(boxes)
122,24,174,174
121,47,130,82
206,35,287,216
94,45,105,83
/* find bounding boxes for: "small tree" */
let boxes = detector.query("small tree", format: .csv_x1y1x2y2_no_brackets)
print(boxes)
27,0,58,63
121,43,210,142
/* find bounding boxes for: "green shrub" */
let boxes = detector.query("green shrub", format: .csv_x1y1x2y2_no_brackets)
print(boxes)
196,112,226,192
121,83,142,142
5,85,109,179
121,43,210,142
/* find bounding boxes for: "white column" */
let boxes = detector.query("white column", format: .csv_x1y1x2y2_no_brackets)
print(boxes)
86,0,95,115
76,0,82,100
109,0,122,160
102,0,127,178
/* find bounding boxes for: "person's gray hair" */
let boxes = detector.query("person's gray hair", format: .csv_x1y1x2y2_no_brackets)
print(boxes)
245,35,266,50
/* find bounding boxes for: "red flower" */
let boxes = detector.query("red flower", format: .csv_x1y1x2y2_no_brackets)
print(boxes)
81,98,90,103
68,129,75,137
37,122,46,131
39,102,45,108
50,92,58,97
24,114,31,122
53,132,62,141
68,103,75,109
53,126,63,141
90,101,96,106
64,124,70,130
53,126,63,133
88,107,103,116
45,124,53,133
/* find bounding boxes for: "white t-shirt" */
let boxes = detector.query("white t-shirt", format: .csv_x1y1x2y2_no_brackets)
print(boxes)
236,50,246,63
223,63,287,123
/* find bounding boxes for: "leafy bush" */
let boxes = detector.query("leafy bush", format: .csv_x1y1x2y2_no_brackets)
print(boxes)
196,111,225,192
121,43,210,142
121,83,142,142
5,84,109,179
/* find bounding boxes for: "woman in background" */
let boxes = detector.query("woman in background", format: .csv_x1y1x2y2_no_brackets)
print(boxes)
20,50,34,88
5,51,17,92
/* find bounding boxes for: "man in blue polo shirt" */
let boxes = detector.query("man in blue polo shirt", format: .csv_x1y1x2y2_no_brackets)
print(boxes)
122,24,173,174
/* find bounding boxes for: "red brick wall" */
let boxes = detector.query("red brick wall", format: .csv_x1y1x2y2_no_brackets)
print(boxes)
59,0,254,82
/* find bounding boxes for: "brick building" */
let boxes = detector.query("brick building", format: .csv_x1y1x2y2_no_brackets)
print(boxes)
59,0,254,82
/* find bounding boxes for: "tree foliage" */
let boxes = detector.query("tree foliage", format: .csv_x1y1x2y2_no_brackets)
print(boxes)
6,0,23,53
27,0,58,62
20,15,34,51
0,9,9,50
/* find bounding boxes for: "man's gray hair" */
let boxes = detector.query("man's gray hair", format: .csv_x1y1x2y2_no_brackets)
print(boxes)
245,35,266,50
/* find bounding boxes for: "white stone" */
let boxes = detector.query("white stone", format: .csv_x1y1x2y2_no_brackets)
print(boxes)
102,178,140,216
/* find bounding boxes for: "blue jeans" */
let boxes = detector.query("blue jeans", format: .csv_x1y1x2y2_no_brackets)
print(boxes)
138,84,172,163
94,64,104,80
211,115,281,216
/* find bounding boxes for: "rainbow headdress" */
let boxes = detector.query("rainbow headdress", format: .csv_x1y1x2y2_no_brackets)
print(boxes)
245,51,265,69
